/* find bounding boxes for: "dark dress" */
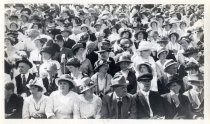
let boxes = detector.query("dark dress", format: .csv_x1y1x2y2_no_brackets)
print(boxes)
5,94,23,119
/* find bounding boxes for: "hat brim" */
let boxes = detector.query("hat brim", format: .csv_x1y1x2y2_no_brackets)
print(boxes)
164,62,178,72
111,81,129,87
28,84,46,93
16,60,33,68
55,77,76,87
116,60,132,65
80,84,96,93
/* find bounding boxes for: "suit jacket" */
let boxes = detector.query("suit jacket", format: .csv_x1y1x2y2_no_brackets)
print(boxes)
15,73,35,96
133,90,165,119
107,57,120,77
63,38,76,49
42,74,58,96
161,93,194,119
101,92,136,119
115,70,137,94
5,94,23,119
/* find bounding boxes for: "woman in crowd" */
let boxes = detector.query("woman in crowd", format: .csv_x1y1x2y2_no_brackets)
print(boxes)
22,78,48,119
46,75,78,119
73,78,102,119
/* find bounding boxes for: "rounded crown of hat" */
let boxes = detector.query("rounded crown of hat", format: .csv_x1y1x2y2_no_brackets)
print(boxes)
40,46,54,55
157,36,169,43
16,58,33,68
27,78,46,93
79,79,96,93
117,53,132,64
169,32,179,39
66,57,81,67
55,74,76,87
111,74,128,87
71,43,85,53
183,47,199,57
137,41,152,51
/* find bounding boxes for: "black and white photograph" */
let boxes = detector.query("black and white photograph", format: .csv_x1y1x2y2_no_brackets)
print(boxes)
4,3,205,120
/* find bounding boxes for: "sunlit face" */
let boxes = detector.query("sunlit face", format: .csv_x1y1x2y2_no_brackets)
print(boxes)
169,82,181,94
122,32,130,38
114,85,127,97
137,33,144,40
139,80,151,92
170,34,177,42
58,81,70,92
42,52,51,60
18,63,30,74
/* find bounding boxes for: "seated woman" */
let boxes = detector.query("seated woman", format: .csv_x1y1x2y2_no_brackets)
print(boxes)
45,75,78,119
22,78,48,119
73,78,102,119
91,59,112,97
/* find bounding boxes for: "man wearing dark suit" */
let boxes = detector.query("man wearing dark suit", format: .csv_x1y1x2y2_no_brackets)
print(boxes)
14,59,35,97
133,73,165,119
42,62,58,96
101,75,136,119
5,82,23,119
61,29,76,49
161,74,195,119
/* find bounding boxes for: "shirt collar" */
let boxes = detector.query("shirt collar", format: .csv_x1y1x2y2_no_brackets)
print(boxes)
22,72,30,79
140,89,150,96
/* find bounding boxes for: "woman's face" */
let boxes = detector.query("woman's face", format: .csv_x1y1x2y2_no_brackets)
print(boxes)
30,85,40,95
158,51,168,60
77,48,85,56
180,23,186,29
122,32,130,38
151,22,157,28
137,33,144,40
170,34,177,42
32,24,39,30
139,65,150,73
5,39,12,47
140,50,151,58
169,82,181,94
84,18,90,25
120,62,130,71
81,27,88,32
171,23,177,29
58,81,70,92
10,24,18,31
42,52,51,60
34,40,43,50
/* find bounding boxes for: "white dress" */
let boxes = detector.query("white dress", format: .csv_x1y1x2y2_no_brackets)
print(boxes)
22,95,49,119
45,90,78,119
73,94,102,119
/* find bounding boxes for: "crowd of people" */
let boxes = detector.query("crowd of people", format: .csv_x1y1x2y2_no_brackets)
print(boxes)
4,4,204,119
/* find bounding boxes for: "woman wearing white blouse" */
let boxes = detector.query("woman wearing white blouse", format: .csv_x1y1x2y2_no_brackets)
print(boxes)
45,75,78,119
22,78,48,119
73,80,102,119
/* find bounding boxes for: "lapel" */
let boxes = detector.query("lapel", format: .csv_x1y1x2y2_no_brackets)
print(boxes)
138,91,150,115
26,74,34,83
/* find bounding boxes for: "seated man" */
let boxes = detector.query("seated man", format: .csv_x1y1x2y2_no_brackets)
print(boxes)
161,74,195,119
5,82,23,119
101,74,136,119
14,59,35,97
133,73,165,119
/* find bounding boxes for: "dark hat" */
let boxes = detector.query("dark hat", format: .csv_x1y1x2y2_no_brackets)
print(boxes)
116,53,132,64
79,33,89,42
157,47,169,58
47,28,61,35
20,8,32,15
111,74,128,87
40,46,54,56
94,22,102,27
66,57,81,67
185,62,199,71
137,73,153,82
55,75,76,88
6,31,19,37
55,34,64,41
117,38,133,48
16,58,33,68
166,74,181,87
95,45,111,53
119,29,132,39
5,36,18,46
157,36,169,44
71,43,85,54
135,62,153,74
182,47,199,57
134,30,148,40
9,15,19,20
60,28,72,34
169,32,179,40
94,59,109,71
164,59,178,72
156,14,165,22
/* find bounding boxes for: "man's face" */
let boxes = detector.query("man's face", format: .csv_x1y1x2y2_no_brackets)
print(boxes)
140,80,151,92
18,62,30,74
99,51,109,60
165,64,178,75
114,85,127,97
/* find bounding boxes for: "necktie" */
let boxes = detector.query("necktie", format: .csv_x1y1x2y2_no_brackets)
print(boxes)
22,74,27,86
117,98,122,119
145,94,153,117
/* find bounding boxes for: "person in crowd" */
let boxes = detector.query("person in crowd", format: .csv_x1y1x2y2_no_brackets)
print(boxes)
5,82,24,119
73,78,102,119
60,28,76,49
91,59,112,97
22,78,48,119
86,42,98,67
161,74,195,119
42,62,59,96
101,74,136,119
133,73,165,119
115,52,137,94
166,32,183,55
71,43,93,76
14,58,35,98
133,30,148,49
46,75,78,119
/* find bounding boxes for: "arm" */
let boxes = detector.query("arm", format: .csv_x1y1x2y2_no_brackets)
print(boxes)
22,98,30,119
45,93,56,119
